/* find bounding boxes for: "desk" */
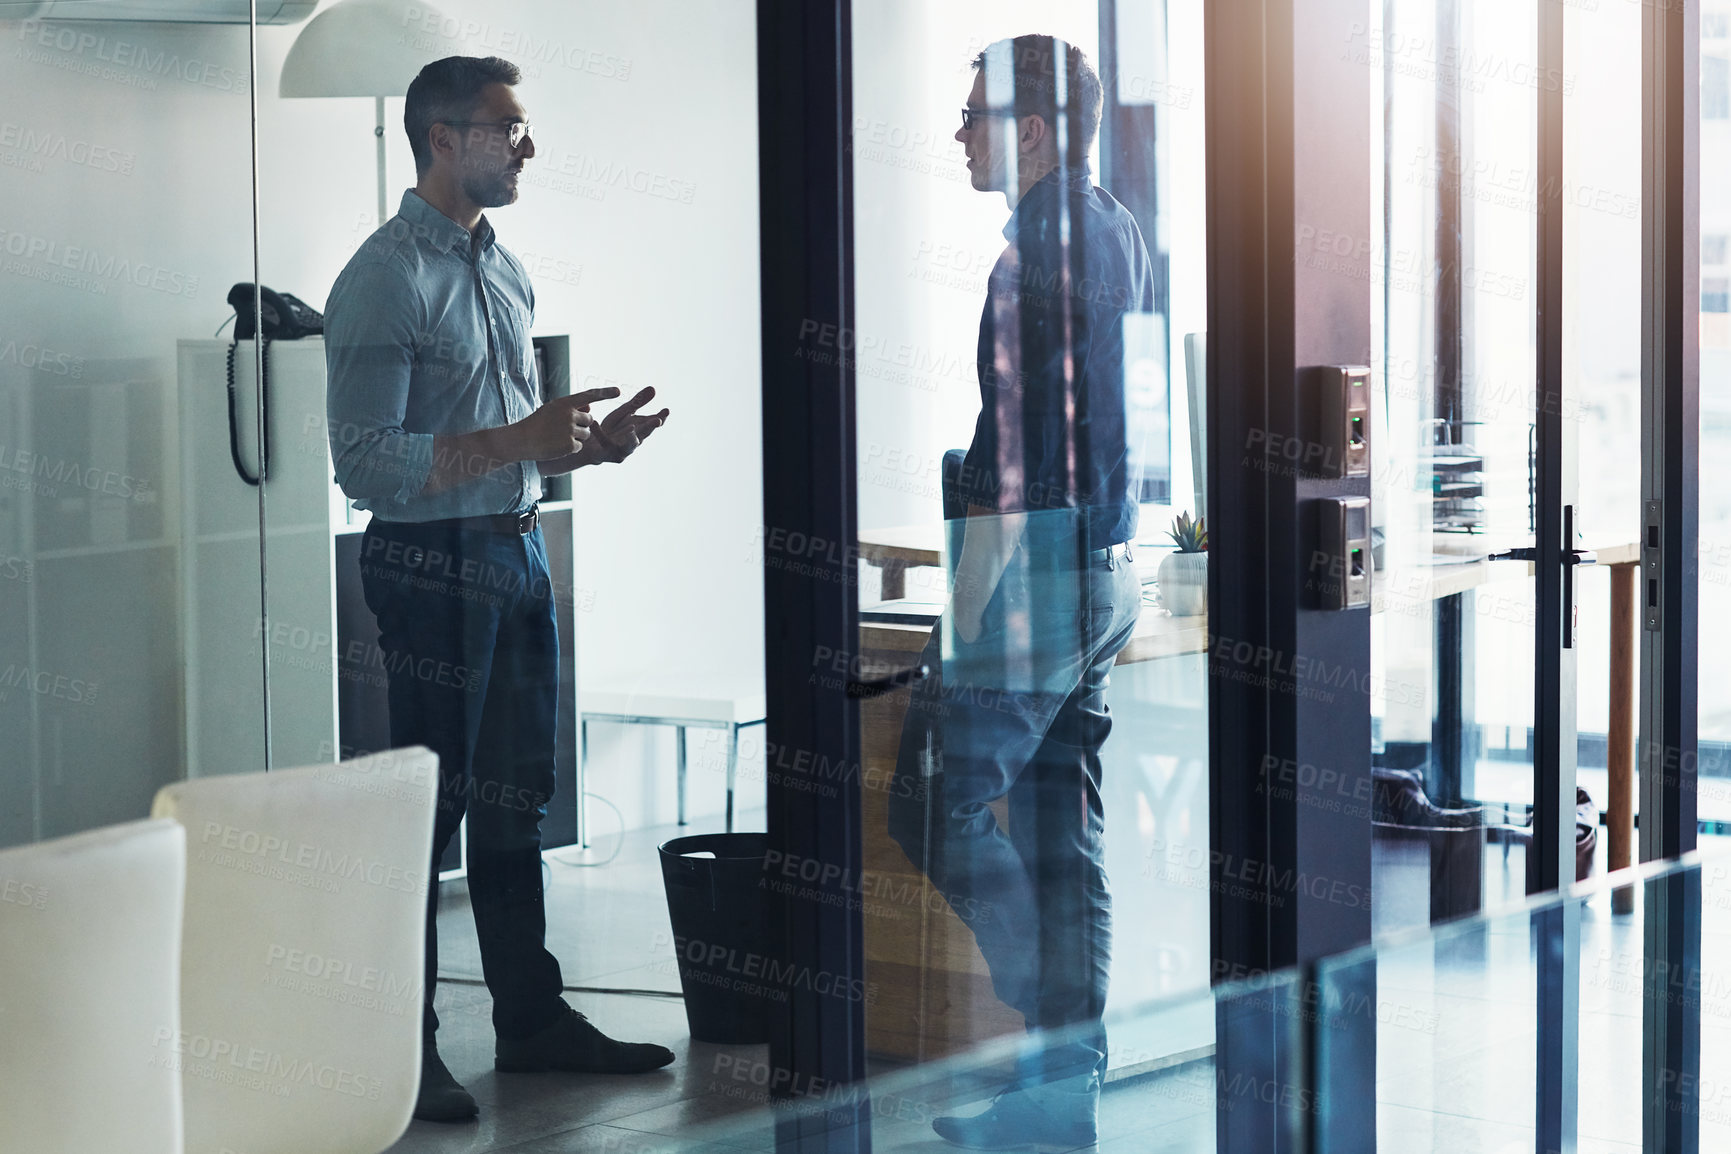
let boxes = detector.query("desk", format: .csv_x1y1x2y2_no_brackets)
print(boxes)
855,524,1639,1059
860,522,1637,615
857,525,946,600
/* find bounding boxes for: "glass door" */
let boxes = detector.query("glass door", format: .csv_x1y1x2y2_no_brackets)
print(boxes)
842,1,1217,1146
1365,0,1698,1149
1369,0,1603,928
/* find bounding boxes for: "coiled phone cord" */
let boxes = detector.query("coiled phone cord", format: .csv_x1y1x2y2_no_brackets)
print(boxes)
225,337,271,486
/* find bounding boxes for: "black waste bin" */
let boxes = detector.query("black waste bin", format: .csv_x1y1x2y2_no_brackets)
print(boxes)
659,832,772,1043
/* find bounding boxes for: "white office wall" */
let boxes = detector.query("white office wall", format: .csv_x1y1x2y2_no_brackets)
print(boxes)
0,0,762,843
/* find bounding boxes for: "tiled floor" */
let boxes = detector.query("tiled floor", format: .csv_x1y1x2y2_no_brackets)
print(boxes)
381,797,1223,1153
383,810,773,1154
383,781,1731,1152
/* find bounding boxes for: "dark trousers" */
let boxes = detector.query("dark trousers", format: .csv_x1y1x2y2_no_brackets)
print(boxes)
359,519,566,1041
888,551,1140,1085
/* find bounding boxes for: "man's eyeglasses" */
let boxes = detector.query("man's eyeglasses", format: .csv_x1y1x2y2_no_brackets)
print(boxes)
959,107,1017,131
444,120,533,150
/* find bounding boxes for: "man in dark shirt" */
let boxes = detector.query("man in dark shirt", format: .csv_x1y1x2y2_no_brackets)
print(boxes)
325,56,673,1123
888,34,1152,1150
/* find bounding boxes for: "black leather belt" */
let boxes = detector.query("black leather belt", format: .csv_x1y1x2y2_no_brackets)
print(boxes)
410,505,540,535
1083,542,1136,568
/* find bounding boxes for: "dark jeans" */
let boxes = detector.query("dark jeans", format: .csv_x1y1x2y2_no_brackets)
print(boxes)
888,550,1140,1086
359,519,566,1041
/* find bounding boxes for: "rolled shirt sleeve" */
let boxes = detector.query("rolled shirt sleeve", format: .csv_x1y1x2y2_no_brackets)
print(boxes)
324,258,435,507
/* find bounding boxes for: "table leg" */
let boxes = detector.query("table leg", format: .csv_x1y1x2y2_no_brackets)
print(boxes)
1432,591,1471,805
676,725,688,826
578,718,589,849
1609,562,1636,914
879,560,907,601
726,723,738,834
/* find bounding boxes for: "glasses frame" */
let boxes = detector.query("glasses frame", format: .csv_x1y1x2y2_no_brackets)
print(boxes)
442,119,533,150
958,106,1020,131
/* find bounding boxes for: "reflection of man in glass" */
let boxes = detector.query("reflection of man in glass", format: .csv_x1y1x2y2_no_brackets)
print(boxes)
325,56,672,1123
888,34,1151,1149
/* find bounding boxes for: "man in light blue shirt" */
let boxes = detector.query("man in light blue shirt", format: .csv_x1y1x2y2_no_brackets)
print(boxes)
326,55,670,1124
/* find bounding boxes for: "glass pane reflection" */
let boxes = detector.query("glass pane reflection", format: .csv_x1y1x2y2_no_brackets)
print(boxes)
853,6,1211,1148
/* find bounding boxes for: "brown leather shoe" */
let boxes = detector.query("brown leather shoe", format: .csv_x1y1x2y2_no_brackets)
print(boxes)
494,1002,675,1074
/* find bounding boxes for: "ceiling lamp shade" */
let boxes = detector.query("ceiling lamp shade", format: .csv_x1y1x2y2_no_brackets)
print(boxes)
280,0,456,99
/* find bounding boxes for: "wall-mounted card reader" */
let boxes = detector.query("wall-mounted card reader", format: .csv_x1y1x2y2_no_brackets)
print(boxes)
1311,496,1372,609
1299,365,1372,478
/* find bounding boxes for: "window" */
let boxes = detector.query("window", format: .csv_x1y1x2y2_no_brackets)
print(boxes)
1706,54,1729,120
1706,277,1730,315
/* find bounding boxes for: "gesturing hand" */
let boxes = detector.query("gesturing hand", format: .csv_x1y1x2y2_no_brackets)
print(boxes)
513,386,618,461
583,386,670,465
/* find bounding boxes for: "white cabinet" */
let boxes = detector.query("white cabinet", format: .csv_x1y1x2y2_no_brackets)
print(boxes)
176,336,581,865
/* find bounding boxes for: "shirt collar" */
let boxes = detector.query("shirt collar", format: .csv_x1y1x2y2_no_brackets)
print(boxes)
1002,165,1095,241
398,189,495,256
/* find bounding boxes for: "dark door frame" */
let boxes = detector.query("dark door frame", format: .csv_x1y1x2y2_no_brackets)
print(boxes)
1204,3,1376,1151
1641,0,1702,1148
1530,5,1581,1150
757,2,870,1151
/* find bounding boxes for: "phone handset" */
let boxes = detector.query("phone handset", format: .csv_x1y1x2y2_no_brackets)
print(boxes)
222,284,326,486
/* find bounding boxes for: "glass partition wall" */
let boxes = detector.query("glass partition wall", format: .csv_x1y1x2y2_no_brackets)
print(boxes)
2,2,775,1151
0,11,263,841
846,0,1216,1130
598,848,1731,1152
251,2,772,1150
0,1,1709,1152
1700,0,1731,824
833,0,1694,1147
615,861,1725,1152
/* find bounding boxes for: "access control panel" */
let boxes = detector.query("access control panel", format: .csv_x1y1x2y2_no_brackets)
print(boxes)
1311,496,1373,610
1300,364,1371,478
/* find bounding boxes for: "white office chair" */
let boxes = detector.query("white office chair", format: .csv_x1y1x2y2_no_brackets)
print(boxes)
0,818,187,1154
152,747,438,1154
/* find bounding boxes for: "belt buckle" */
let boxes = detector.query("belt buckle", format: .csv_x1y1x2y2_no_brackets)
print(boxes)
516,507,538,535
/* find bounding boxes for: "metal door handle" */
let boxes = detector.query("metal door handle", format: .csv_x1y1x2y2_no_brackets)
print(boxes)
1490,506,1589,648
1489,546,1595,566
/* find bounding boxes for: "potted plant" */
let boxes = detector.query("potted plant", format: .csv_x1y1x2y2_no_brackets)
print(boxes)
1158,512,1208,617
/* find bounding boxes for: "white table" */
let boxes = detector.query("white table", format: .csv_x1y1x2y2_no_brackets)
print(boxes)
580,678,767,843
